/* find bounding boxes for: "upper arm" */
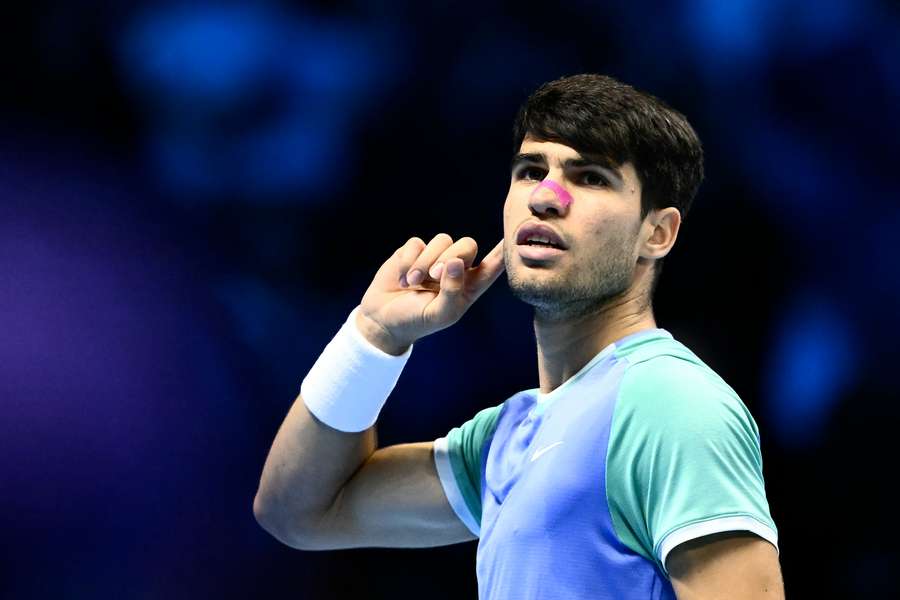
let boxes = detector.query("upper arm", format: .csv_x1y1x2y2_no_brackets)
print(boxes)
668,532,784,599
298,403,502,551
304,441,477,550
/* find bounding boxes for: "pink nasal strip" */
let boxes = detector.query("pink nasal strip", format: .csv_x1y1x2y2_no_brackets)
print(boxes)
533,180,573,208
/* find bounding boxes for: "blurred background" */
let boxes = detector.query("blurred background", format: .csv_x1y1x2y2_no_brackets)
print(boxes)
1,0,898,597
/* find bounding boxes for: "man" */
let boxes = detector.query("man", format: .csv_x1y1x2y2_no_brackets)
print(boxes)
254,74,784,599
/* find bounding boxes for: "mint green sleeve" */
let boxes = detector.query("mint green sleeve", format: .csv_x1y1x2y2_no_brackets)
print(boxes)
432,404,504,537
606,356,779,577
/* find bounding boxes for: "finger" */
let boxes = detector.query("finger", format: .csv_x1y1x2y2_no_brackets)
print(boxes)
405,233,454,287
393,237,426,288
466,239,505,298
427,236,478,281
371,242,411,288
426,256,467,321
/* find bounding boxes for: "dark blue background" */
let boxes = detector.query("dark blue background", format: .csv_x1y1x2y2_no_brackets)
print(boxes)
2,1,898,597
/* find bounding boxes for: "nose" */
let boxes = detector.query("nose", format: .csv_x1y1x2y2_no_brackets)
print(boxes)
528,179,573,216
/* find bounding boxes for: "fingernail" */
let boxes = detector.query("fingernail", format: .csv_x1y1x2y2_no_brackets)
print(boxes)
429,262,444,279
400,273,409,288
447,261,463,278
407,269,424,285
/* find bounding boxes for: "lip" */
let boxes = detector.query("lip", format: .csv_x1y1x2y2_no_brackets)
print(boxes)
517,244,566,261
515,221,567,249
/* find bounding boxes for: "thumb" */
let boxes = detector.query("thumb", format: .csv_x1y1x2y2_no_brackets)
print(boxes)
468,239,506,297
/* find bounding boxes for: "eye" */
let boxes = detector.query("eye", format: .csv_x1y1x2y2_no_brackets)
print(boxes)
515,166,546,182
578,171,609,187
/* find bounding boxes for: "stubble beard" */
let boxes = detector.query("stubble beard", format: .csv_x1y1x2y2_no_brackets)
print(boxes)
505,241,635,322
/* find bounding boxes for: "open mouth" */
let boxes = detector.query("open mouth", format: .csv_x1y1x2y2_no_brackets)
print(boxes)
515,222,568,250
521,239,563,249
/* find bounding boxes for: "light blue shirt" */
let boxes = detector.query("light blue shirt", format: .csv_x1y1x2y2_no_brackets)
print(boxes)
433,328,778,599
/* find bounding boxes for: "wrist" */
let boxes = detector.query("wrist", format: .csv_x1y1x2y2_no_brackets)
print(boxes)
300,306,413,433
354,310,412,357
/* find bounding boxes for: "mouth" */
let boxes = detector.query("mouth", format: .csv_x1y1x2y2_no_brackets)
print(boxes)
517,244,566,261
515,222,567,248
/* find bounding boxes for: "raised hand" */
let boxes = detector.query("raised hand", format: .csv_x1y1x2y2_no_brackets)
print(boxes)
356,234,505,355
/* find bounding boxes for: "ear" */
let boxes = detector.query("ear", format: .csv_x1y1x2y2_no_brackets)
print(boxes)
640,207,681,260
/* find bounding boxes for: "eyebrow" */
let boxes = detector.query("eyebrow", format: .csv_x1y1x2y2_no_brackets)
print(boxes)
510,152,624,185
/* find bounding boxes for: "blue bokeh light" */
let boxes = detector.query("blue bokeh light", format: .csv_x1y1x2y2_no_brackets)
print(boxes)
117,4,401,202
763,292,859,448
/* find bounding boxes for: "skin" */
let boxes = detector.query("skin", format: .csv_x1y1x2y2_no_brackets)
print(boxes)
668,532,785,599
503,137,679,393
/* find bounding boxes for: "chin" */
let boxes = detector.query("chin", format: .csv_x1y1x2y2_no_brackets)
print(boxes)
508,273,569,306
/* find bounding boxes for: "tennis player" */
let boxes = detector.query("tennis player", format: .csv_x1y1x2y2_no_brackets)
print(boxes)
254,74,784,599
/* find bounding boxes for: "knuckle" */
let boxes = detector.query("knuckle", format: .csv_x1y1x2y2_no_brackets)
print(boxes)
402,237,426,263
459,236,478,252
414,234,452,268
401,240,422,258
450,238,477,266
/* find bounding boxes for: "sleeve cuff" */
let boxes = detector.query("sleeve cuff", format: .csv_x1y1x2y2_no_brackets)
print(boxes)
433,436,480,537
657,515,779,576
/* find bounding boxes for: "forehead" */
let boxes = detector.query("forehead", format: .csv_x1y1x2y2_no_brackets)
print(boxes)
517,138,640,190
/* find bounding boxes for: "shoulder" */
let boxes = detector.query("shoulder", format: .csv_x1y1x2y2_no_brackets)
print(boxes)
613,342,759,441
448,402,506,444
444,394,518,457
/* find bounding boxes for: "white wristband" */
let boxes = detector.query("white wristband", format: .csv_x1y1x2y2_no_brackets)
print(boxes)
301,306,413,433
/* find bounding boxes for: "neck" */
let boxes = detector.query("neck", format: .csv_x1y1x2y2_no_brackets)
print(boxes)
534,286,656,394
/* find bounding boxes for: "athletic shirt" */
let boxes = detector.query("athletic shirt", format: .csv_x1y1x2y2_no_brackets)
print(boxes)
433,328,778,600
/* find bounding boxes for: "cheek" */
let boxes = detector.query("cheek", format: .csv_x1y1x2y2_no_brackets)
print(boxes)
502,195,517,232
582,217,633,254
584,214,614,239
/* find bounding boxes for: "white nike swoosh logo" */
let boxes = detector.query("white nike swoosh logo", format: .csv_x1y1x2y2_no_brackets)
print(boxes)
530,441,564,462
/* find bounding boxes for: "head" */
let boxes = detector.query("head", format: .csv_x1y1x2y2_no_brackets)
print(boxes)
502,74,704,321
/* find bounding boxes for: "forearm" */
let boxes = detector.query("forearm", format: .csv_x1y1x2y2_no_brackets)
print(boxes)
253,396,377,546
252,234,504,546
253,311,408,546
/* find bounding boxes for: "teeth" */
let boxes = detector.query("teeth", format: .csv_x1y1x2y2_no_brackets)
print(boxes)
526,235,552,244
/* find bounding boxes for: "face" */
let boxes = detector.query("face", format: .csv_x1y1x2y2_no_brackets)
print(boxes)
503,137,646,320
